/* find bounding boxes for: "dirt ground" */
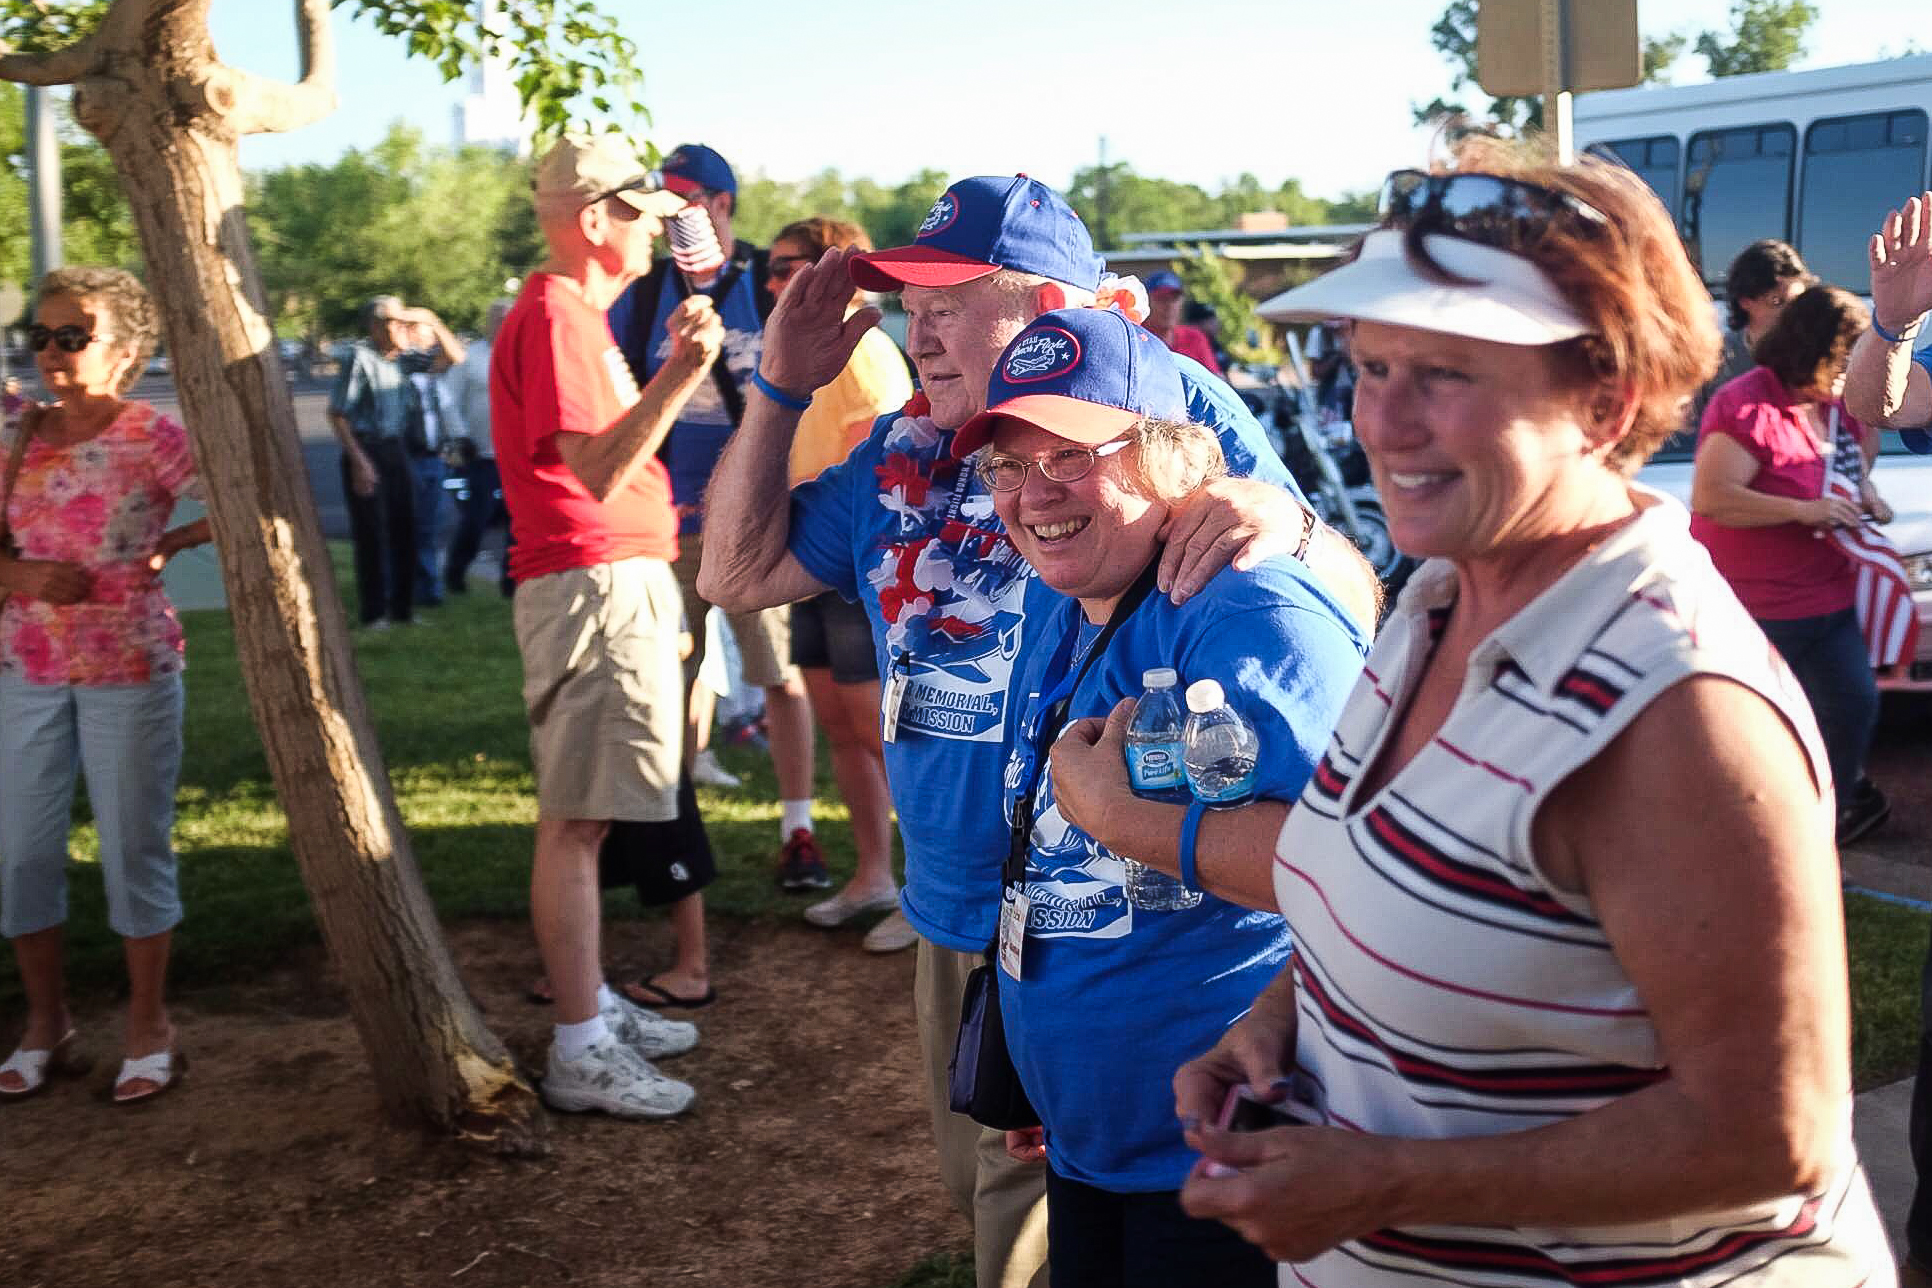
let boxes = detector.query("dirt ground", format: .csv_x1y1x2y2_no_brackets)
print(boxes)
0,917,971,1288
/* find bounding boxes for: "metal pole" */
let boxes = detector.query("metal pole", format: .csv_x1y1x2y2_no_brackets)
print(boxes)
1541,0,1575,164
1096,135,1110,252
26,85,62,279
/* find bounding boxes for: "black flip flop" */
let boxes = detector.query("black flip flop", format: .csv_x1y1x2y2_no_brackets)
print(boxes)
619,977,717,1011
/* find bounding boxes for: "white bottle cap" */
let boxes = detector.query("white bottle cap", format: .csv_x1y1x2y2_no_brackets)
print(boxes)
1142,667,1178,689
1185,678,1226,713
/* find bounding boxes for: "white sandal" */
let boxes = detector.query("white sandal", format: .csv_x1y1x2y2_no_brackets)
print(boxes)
0,1029,80,1100
113,1047,184,1104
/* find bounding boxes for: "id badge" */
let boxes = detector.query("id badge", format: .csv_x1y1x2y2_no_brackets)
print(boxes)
997,887,1029,981
882,655,909,744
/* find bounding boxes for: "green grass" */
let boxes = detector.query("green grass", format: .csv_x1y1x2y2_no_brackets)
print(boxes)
884,1253,975,1288
1847,891,1929,1089
0,545,884,1006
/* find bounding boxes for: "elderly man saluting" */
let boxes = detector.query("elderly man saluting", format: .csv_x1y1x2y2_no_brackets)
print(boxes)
700,175,1377,1287
491,134,724,1120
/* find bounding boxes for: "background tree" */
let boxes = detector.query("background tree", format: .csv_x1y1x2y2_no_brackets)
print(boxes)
1171,245,1278,367
1695,0,1818,77
248,123,540,338
0,84,139,303
0,0,649,1150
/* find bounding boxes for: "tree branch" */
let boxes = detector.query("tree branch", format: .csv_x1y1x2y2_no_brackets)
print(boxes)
0,30,104,87
210,0,336,135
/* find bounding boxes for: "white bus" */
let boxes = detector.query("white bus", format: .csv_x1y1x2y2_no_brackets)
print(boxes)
1574,54,1932,294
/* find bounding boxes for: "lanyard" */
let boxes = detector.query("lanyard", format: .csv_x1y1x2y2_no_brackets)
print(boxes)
1003,558,1162,891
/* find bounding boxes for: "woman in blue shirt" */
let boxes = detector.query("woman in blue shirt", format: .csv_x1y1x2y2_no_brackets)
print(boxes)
960,308,1368,1288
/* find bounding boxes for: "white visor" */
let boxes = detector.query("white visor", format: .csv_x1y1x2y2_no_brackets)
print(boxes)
1258,229,1594,346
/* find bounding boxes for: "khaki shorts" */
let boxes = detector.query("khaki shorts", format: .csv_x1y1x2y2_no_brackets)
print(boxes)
672,534,799,688
513,557,682,823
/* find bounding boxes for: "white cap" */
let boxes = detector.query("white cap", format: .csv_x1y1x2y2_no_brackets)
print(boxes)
1142,667,1178,689
1185,678,1226,714
1257,229,1594,347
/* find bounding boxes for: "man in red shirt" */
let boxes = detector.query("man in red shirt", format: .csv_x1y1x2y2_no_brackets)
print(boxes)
492,133,724,1119
1143,269,1224,376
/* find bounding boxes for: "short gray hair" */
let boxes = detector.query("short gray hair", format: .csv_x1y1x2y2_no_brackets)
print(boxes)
1124,418,1225,505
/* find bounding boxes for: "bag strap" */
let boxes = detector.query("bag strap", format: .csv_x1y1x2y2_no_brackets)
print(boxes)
0,409,41,548
1001,556,1164,894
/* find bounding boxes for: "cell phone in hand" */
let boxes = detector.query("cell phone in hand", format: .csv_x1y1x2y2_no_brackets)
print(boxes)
1202,1084,1304,1177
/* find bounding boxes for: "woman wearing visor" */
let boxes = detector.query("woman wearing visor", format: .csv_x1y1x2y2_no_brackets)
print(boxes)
1049,140,1892,1283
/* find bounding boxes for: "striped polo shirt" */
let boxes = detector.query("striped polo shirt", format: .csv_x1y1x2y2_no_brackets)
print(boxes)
1271,489,1892,1286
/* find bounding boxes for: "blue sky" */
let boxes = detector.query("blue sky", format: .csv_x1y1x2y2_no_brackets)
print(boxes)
209,0,1921,200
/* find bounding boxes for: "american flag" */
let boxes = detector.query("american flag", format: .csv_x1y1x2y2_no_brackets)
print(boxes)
667,206,725,278
1825,409,1920,668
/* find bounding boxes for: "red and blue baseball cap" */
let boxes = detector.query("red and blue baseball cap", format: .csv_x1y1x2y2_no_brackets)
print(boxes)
848,175,1105,293
661,143,736,197
1145,269,1185,295
951,307,1188,458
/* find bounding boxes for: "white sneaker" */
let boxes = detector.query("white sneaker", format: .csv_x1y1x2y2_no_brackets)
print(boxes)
691,748,740,789
804,885,902,928
602,990,699,1060
541,1038,695,1119
862,908,919,954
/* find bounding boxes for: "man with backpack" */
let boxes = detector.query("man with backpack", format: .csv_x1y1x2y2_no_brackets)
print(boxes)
608,144,830,919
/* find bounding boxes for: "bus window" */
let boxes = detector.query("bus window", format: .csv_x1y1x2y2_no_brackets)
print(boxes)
1587,136,1680,219
1800,110,1928,291
1683,123,1796,286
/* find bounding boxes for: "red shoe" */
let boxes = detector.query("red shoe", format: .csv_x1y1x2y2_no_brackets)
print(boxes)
776,828,832,892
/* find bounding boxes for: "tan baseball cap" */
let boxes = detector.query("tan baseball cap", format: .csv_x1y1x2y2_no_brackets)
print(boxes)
533,133,685,216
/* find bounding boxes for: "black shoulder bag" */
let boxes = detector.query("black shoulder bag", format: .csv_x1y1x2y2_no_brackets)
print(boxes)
948,559,1162,1131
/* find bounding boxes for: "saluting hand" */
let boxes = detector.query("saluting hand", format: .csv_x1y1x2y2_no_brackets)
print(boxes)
758,244,881,401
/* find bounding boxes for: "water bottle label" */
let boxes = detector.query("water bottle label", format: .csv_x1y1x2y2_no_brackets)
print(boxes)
1126,742,1186,791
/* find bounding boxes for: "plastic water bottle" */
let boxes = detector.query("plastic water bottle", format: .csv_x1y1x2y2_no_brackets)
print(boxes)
1184,679,1258,809
1120,669,1205,912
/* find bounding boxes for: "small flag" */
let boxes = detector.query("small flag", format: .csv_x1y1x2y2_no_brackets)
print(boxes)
667,206,724,278
1825,416,1920,669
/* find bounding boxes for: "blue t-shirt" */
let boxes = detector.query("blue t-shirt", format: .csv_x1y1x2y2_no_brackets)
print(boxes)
996,562,1366,1192
607,257,766,534
1903,349,1932,455
786,372,1300,953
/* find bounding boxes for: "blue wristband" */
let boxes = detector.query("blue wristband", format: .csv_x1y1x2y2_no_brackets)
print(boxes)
1873,315,1924,345
1178,798,1209,890
751,370,812,411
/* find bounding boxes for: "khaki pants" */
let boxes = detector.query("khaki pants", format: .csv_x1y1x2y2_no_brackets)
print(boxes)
915,938,1050,1288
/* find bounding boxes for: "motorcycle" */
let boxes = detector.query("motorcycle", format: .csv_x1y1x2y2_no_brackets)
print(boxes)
1232,341,1417,601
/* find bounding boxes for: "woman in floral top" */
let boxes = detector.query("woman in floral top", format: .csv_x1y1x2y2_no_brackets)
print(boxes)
0,267,210,1104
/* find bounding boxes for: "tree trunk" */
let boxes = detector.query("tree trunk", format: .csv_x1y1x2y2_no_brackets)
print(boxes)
54,10,542,1149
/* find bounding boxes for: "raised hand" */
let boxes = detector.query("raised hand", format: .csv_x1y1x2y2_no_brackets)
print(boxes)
1870,192,1932,334
758,244,881,398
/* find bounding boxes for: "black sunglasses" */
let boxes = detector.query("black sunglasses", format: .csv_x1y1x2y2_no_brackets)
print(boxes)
1377,170,1610,252
27,324,98,354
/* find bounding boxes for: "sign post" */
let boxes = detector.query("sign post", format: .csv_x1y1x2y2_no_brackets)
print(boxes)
1477,0,1640,163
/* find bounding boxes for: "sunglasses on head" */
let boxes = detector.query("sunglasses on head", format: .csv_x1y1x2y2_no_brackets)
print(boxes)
590,170,668,207
1377,169,1609,253
28,324,98,354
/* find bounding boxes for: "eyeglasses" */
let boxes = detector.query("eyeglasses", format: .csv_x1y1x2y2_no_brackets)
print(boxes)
1377,169,1610,252
767,254,814,283
27,324,98,354
976,438,1131,492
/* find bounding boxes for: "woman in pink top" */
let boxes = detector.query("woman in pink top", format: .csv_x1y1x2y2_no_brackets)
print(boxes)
1690,285,1889,843
0,267,210,1105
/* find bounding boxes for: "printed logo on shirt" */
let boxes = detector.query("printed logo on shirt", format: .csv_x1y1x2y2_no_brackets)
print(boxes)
918,192,960,238
1020,783,1131,940
1002,328,1081,383
652,327,761,425
602,346,641,410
